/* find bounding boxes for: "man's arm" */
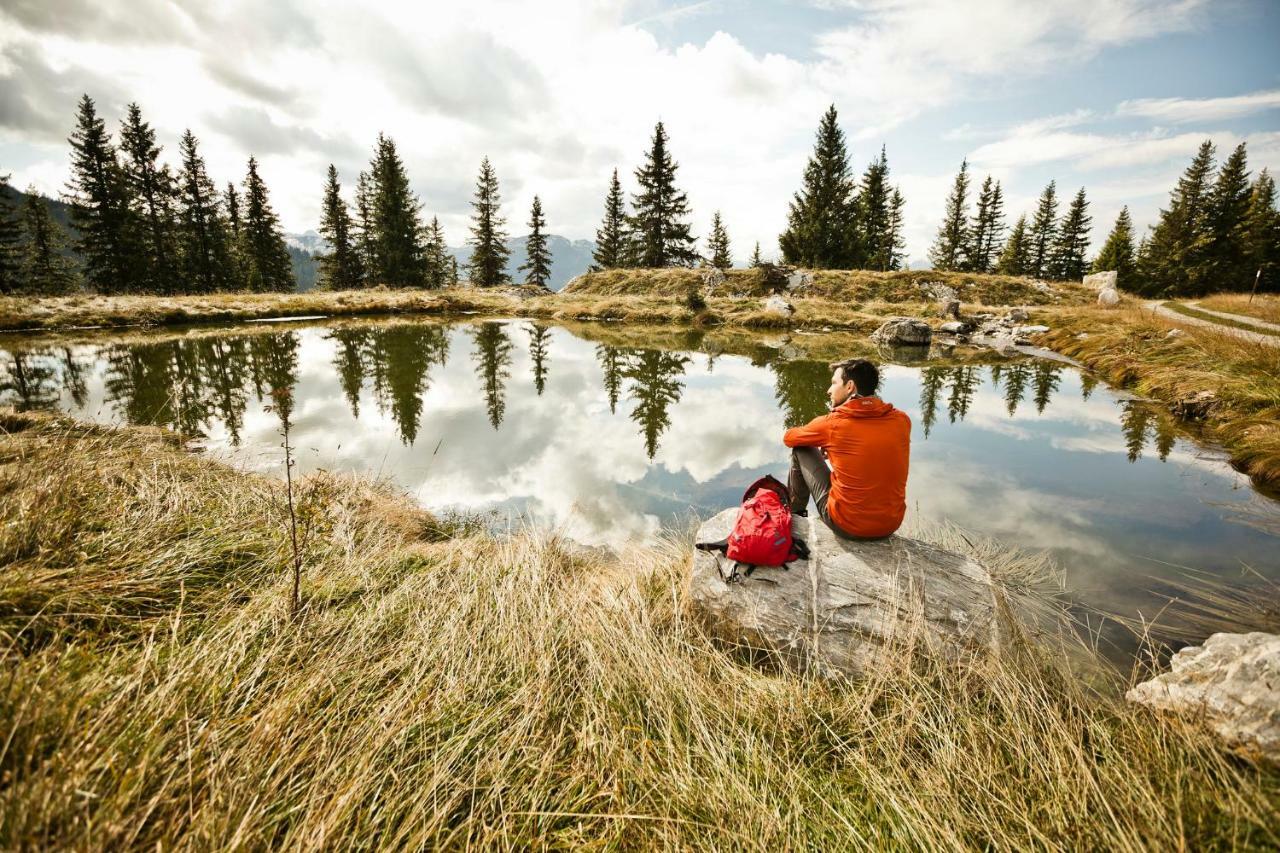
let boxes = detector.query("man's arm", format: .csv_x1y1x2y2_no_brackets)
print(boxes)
783,414,831,448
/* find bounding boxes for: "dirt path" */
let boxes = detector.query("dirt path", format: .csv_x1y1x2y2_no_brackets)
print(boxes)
1184,301,1280,334
1148,301,1280,348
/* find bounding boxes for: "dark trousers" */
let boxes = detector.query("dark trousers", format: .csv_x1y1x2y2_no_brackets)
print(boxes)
787,447,857,540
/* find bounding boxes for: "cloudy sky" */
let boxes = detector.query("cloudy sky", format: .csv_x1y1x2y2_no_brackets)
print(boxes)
2,0,1278,265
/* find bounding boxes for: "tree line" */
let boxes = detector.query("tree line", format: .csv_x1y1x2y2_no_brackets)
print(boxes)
3,96,1276,297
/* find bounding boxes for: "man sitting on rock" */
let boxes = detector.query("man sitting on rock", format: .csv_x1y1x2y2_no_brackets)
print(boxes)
783,359,911,539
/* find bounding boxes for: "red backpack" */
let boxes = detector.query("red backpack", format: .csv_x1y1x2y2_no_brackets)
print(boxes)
696,475,809,582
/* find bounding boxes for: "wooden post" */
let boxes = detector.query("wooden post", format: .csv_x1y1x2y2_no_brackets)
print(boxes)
1249,268,1261,304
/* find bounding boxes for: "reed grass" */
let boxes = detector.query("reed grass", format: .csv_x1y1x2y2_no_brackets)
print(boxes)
1,411,1276,850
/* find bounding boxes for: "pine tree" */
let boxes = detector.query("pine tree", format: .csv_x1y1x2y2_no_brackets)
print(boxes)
1201,142,1252,292
707,211,731,268
1028,181,1059,279
450,256,459,286
317,164,363,291
778,106,859,268
858,147,893,270
424,216,448,288
1092,206,1136,289
367,134,424,287
749,241,763,268
1243,169,1280,293
1049,187,1091,281
631,122,698,268
21,188,75,293
239,157,293,292
928,159,970,271
966,176,1004,273
591,168,628,270
66,94,137,294
1138,140,1215,297
120,103,179,293
175,130,232,293
223,181,248,290
467,157,510,286
886,188,906,270
354,170,375,285
519,195,552,287
996,214,1031,276
0,174,22,293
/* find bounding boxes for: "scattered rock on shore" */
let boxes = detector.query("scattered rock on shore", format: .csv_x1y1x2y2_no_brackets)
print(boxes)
1127,632,1280,765
1083,270,1118,290
872,317,932,346
1171,389,1217,420
690,509,1002,678
1097,287,1120,307
764,294,794,316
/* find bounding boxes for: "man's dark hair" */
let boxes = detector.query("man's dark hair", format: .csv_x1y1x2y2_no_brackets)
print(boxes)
830,359,880,396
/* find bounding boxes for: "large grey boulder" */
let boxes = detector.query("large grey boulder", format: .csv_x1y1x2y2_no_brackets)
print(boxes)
689,509,1002,678
1083,270,1118,290
871,317,932,347
763,294,794,317
1097,287,1120,307
1127,632,1280,764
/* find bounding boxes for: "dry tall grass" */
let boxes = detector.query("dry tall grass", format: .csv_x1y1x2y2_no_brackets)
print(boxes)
2,411,1276,850
1198,293,1280,326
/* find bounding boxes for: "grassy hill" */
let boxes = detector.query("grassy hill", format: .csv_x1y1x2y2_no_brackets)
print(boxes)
564,267,1092,307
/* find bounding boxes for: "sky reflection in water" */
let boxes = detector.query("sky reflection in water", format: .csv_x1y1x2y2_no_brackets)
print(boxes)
3,318,1277,656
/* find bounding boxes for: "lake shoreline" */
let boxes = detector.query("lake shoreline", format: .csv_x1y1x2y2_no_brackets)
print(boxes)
3,282,1277,488
2,408,1276,848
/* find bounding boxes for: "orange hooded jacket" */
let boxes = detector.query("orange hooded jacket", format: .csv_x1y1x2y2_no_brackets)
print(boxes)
782,396,911,538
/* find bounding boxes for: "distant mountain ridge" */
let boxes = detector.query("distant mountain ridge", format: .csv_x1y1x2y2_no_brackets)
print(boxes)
288,231,596,291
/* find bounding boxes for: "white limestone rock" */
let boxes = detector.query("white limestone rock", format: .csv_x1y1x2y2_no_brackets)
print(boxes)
1127,632,1280,765
763,294,794,316
1097,287,1121,307
1083,270,1118,290
690,509,1002,679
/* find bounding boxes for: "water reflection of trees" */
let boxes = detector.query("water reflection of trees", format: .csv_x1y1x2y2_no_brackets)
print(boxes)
328,325,450,444
528,324,551,396
470,323,513,430
625,350,692,460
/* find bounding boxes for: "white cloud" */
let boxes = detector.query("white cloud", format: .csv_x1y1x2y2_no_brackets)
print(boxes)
1117,88,1280,123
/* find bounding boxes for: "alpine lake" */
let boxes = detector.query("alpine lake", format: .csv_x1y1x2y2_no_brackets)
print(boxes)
4,315,1277,664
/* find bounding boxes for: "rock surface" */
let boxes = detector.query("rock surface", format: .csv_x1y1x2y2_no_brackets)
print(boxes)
786,270,813,291
1084,270,1118,290
1097,287,1120,307
763,294,794,316
1126,632,1280,764
871,317,932,346
690,509,1002,678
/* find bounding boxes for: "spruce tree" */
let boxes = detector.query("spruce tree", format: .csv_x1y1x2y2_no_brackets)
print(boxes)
424,216,448,288
318,164,363,291
1092,206,1136,289
176,130,231,293
928,159,970,271
1049,187,1091,281
239,157,293,292
224,181,247,290
996,214,1031,276
1028,181,1058,279
468,157,510,286
967,176,1004,273
858,147,892,270
591,168,628,270
707,211,731,268
0,174,21,293
66,94,137,294
354,171,375,285
367,134,424,287
1243,169,1280,293
20,189,75,293
631,122,698,268
120,103,179,293
778,106,859,268
519,195,552,287
886,188,906,270
1138,141,1215,296
749,241,763,268
1202,142,1252,291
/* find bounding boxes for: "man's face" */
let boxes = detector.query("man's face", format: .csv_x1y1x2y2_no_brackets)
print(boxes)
828,368,856,409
